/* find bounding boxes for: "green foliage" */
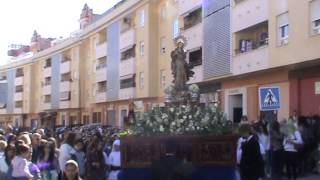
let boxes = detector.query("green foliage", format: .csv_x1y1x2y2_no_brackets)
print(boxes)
129,104,233,136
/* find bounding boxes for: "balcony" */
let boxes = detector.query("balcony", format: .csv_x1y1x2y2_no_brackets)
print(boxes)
119,87,135,100
95,92,107,103
0,109,6,114
14,77,23,86
96,67,107,82
182,23,203,50
14,108,23,114
188,65,203,84
42,85,51,95
60,60,71,74
178,0,202,16
233,46,269,75
42,103,51,110
60,81,71,92
96,42,108,59
120,29,135,51
232,0,268,32
119,58,136,77
14,92,23,101
43,67,52,77
60,101,70,109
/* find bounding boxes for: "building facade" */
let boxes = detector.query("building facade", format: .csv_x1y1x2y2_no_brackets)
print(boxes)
0,0,319,128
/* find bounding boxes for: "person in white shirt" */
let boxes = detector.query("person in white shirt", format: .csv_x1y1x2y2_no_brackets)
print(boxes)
107,139,121,180
283,125,303,180
58,132,76,173
11,144,34,179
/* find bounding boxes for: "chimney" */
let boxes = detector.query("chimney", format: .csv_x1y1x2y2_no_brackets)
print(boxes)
80,4,94,29
30,30,53,53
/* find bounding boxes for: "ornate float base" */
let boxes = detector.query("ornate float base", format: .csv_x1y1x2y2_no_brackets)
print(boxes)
121,134,237,168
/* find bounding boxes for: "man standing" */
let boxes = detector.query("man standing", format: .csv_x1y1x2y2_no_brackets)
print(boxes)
239,124,265,180
31,133,41,163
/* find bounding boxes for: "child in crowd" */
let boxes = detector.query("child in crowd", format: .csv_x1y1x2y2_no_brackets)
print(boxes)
11,144,34,179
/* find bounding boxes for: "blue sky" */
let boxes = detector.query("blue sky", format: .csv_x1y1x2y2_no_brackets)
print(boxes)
0,0,121,65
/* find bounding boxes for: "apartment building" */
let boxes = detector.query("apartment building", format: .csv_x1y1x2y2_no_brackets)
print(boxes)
0,0,319,128
222,0,320,122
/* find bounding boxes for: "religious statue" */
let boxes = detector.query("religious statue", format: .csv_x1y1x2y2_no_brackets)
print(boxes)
171,36,194,90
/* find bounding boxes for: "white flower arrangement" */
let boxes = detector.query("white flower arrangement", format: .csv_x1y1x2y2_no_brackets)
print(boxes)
130,101,232,136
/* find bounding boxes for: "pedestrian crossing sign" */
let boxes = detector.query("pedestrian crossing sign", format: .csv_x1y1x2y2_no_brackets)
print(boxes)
259,87,281,111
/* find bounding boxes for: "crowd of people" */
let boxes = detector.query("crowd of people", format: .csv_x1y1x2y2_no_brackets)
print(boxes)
0,125,122,180
237,115,320,180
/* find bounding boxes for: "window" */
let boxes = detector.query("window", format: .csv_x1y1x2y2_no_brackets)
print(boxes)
183,8,202,30
60,92,71,101
44,95,51,103
140,41,145,56
44,58,52,68
189,48,202,66
97,81,107,93
277,12,289,45
96,57,107,70
280,25,289,39
120,76,136,89
82,115,89,125
61,72,71,82
311,0,320,35
44,77,51,86
160,37,166,54
92,112,102,123
140,10,145,27
61,115,66,126
139,72,144,89
16,68,24,77
15,101,23,108
160,70,166,88
173,18,179,39
121,46,136,60
15,85,23,93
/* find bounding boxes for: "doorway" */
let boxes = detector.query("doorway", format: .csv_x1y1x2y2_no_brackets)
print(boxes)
229,94,243,123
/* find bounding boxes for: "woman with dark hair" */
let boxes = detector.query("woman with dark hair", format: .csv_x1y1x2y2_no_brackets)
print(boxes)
48,137,60,173
7,134,17,146
62,160,82,180
58,132,76,174
37,142,58,180
0,144,16,179
270,120,284,179
85,140,106,180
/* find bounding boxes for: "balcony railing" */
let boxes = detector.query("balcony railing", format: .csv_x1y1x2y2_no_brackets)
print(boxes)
97,86,107,93
120,29,135,51
119,58,136,77
96,63,107,70
234,38,268,55
119,87,135,100
14,77,23,86
60,60,71,74
178,0,202,16
233,45,269,75
96,42,107,59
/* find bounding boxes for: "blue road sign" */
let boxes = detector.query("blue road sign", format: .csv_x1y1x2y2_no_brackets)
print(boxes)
259,87,281,111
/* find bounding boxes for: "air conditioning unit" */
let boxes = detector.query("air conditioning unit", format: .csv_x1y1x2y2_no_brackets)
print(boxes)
281,38,289,45
313,26,320,34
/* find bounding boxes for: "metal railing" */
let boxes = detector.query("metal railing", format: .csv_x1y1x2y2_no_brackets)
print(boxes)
234,38,268,55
